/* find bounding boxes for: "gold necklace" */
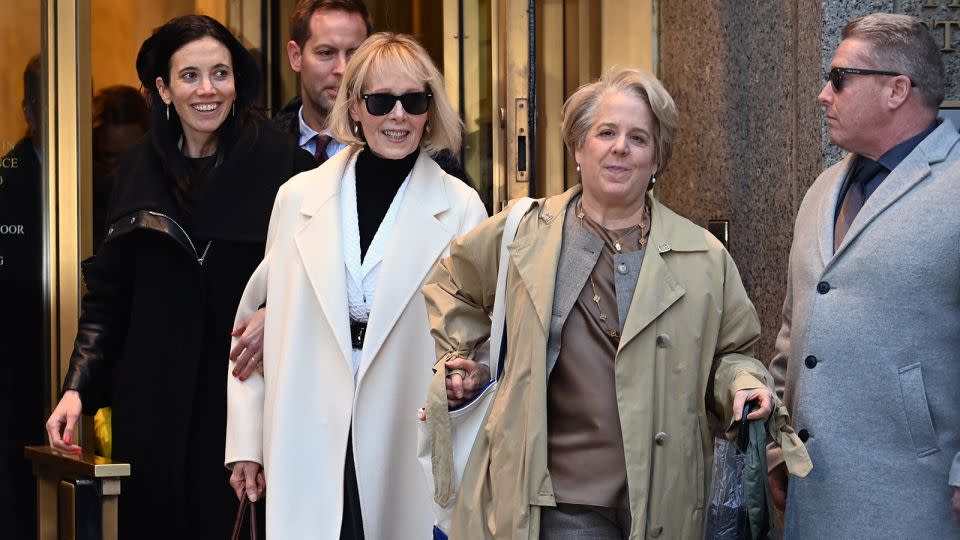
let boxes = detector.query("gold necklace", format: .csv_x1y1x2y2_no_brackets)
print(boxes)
576,200,651,252
575,198,651,341
588,274,620,339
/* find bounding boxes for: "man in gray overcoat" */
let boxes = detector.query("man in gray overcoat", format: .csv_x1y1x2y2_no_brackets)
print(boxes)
767,13,960,537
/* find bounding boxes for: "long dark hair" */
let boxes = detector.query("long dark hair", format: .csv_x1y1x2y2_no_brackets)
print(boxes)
135,14,262,213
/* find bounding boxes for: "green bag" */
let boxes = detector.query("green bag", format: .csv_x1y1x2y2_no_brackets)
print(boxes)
705,402,777,540
739,408,776,540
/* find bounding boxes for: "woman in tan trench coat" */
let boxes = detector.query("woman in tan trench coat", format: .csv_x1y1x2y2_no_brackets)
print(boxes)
422,67,810,539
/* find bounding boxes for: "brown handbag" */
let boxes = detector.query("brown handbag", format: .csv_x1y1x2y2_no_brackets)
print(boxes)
231,497,259,540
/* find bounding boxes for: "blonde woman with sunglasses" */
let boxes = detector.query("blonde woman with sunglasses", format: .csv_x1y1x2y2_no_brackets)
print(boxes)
225,32,486,539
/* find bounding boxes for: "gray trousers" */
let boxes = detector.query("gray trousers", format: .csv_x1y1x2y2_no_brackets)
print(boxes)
539,504,631,540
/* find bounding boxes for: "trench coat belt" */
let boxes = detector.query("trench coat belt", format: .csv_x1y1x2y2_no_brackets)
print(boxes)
349,318,367,350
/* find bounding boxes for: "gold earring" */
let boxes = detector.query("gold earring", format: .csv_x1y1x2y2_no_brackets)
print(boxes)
353,122,359,135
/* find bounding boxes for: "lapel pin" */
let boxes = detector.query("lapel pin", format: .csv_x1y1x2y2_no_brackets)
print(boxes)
658,243,671,253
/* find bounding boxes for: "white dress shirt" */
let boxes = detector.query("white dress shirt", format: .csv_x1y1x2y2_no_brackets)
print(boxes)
298,106,347,160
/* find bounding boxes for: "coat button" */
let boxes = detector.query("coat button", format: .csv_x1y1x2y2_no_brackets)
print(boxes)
654,432,668,445
617,263,628,274
129,216,136,224
798,428,810,442
804,355,818,368
650,525,663,537
816,281,830,294
656,334,671,348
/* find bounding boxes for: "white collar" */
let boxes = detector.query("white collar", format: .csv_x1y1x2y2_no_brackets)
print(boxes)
297,105,333,148
340,152,412,283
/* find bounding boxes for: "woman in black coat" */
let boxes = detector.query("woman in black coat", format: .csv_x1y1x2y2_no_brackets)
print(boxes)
44,15,313,539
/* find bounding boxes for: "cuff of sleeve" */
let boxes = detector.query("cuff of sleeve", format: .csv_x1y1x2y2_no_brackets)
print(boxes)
729,371,766,396
434,349,476,370
766,442,785,474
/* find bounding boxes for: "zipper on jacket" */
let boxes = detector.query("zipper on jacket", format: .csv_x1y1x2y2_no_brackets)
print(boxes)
145,210,205,263
198,241,212,266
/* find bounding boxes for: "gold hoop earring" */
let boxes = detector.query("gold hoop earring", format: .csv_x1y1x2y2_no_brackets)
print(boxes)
166,104,170,121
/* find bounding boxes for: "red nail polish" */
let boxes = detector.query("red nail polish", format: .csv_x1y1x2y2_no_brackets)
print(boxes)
239,376,246,382
64,434,71,445
232,370,238,377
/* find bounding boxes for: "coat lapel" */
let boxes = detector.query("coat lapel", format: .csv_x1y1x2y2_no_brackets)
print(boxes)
508,190,575,334
294,150,354,369
816,155,854,266
618,198,690,351
357,154,454,382
832,123,959,261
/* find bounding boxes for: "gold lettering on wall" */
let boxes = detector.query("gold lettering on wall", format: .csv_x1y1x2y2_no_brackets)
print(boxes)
936,20,960,50
0,157,20,169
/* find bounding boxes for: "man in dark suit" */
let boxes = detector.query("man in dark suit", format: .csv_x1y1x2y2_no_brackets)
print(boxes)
767,13,960,536
274,0,468,181
0,54,44,540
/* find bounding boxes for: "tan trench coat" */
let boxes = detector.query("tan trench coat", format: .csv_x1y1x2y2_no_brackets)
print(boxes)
423,186,781,539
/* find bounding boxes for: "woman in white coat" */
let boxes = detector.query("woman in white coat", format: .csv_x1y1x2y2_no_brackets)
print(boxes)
225,33,487,539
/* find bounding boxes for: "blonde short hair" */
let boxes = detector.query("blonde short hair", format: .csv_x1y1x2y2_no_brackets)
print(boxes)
328,32,462,155
561,66,678,175
842,13,945,109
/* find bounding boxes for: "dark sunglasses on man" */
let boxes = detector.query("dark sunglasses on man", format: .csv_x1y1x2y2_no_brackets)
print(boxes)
361,92,432,116
825,67,916,93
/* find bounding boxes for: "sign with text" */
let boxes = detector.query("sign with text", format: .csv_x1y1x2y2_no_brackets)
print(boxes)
897,0,960,105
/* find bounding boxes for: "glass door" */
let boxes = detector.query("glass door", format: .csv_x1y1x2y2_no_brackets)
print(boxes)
1,2,55,537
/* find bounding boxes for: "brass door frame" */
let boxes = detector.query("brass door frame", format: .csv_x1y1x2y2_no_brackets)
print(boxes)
494,0,532,209
45,0,91,412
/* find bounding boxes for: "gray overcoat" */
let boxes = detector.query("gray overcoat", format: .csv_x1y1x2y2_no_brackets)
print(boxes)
769,119,960,538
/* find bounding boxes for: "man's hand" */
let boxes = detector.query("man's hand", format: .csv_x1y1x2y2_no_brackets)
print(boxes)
445,357,491,408
230,308,265,381
46,390,83,454
733,387,774,421
768,462,789,511
229,461,266,502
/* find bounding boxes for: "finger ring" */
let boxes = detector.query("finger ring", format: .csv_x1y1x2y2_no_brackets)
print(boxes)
446,368,468,379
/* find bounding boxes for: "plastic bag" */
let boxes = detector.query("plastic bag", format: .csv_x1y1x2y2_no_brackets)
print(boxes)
705,436,747,539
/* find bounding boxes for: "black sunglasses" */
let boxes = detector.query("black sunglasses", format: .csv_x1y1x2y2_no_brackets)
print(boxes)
825,67,916,92
361,92,432,116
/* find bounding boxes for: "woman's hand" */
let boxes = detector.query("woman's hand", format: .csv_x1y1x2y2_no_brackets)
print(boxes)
230,308,265,381
445,357,491,408
46,390,83,454
732,387,774,421
229,461,266,502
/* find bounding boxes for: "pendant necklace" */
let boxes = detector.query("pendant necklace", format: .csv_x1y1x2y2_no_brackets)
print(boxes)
576,199,651,340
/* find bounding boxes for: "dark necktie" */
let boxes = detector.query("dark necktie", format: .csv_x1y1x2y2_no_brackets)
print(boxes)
313,134,332,164
834,158,884,250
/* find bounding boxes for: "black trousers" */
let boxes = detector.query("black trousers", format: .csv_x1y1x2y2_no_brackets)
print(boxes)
341,431,365,540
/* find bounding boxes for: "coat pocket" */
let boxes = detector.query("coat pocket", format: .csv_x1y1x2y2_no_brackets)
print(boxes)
896,363,939,457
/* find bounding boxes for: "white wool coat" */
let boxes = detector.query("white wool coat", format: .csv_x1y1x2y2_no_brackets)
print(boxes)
225,148,487,539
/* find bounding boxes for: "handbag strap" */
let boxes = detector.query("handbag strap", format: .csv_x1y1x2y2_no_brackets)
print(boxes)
488,197,534,381
231,497,259,540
